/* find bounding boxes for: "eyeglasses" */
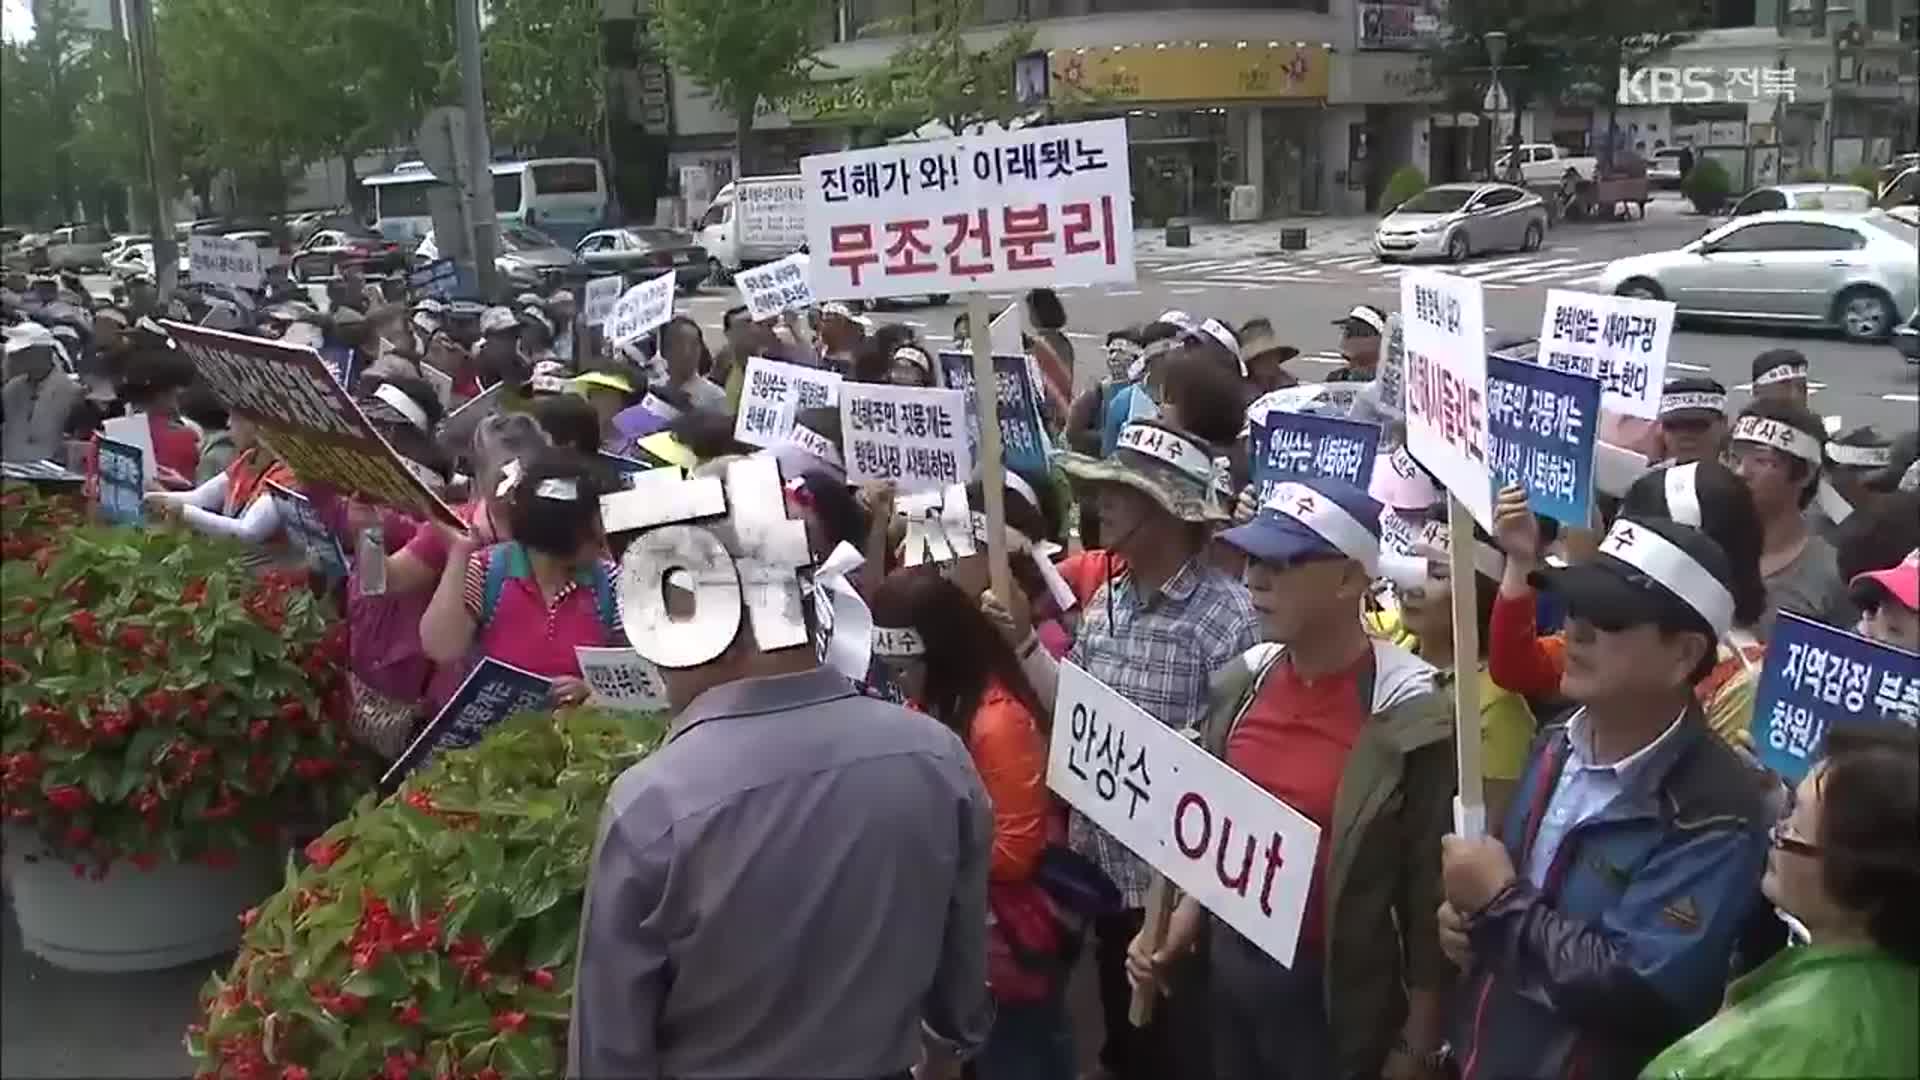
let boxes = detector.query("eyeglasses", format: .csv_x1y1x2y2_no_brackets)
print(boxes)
1769,821,1821,858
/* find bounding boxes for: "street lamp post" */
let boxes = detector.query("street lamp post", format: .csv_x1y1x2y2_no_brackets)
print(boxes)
1485,31,1516,182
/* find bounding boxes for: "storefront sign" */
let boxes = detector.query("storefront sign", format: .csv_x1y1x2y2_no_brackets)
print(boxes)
1049,44,1329,102
1618,65,1800,105
1048,660,1322,968
1356,2,1446,50
801,118,1135,300
1485,356,1599,527
1751,613,1919,783
1536,289,1673,421
1399,269,1492,530
840,382,974,493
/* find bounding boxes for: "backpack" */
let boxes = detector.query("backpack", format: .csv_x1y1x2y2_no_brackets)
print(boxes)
477,541,620,639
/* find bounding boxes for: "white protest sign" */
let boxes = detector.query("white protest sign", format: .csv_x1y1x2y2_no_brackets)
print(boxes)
1536,289,1673,420
101,413,156,489
734,253,816,322
839,382,974,493
188,234,265,290
988,300,1024,355
733,356,842,447
738,177,808,249
603,274,675,346
574,645,670,712
1049,661,1320,967
420,363,454,409
802,117,1136,300
1400,269,1493,531
582,274,623,327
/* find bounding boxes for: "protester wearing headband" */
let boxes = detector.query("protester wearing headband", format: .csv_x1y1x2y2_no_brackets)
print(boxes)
885,343,936,388
1130,477,1453,1080
815,301,868,373
1440,515,1772,1080
1821,424,1898,528
1237,317,1302,395
1656,376,1730,466
868,567,1067,1078
1730,400,1851,634
966,473,1083,661
358,374,450,491
1099,321,1185,457
1327,304,1387,383
384,412,552,598
1063,329,1143,536
1749,348,1810,408
657,316,727,413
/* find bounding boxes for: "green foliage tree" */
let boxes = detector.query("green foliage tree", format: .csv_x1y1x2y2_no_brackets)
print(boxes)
652,0,823,174
482,0,604,155
839,0,1035,139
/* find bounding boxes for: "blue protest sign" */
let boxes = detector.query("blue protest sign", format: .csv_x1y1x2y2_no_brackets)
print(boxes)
1248,413,1381,504
1751,612,1919,782
266,481,347,581
938,351,1050,475
381,658,551,788
406,259,458,301
1485,355,1599,527
95,438,145,526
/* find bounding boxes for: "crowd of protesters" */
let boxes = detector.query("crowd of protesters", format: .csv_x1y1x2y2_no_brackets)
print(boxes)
4,255,1917,1080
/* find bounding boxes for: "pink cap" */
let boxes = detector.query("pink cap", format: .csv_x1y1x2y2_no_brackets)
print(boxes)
1368,448,1439,511
1852,549,1919,611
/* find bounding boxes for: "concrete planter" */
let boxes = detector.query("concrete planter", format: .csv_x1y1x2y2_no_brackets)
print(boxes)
3,826,277,973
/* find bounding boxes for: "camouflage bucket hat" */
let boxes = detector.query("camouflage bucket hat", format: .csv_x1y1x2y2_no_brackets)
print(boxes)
1054,420,1229,524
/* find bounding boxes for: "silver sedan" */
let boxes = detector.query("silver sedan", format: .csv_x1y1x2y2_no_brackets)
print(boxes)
1596,209,1918,342
1373,182,1550,262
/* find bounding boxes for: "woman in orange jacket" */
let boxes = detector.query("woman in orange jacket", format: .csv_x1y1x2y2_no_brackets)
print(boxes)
870,567,1069,1080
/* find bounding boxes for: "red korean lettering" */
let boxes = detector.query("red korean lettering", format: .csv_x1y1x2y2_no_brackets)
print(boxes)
942,209,993,276
1061,196,1117,265
882,218,938,276
999,205,1055,271
828,223,880,287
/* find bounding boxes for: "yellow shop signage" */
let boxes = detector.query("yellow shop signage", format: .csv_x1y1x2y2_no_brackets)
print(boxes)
1049,43,1329,103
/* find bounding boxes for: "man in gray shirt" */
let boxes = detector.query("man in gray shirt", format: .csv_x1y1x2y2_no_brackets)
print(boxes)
569,506,994,1079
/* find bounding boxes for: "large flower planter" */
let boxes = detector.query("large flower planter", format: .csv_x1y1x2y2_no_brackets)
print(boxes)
3,826,278,973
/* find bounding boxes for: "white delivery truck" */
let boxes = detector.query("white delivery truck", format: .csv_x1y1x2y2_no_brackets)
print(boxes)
695,174,807,283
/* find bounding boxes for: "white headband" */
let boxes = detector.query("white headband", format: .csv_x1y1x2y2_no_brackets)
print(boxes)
1600,519,1735,637
1732,414,1823,465
1753,364,1807,387
891,346,932,373
494,458,524,498
1196,318,1244,374
1116,423,1214,488
1004,471,1041,515
1660,391,1726,417
789,424,843,469
1128,337,1180,382
1826,442,1892,469
372,382,430,432
1264,482,1381,576
871,625,927,657
1107,339,1143,359
533,477,580,502
1412,522,1506,581
1663,463,1703,528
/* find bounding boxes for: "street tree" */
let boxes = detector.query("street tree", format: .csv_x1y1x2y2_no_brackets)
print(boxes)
652,0,822,174
482,0,604,155
835,0,1036,140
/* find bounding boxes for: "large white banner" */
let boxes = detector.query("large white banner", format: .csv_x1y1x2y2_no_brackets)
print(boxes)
1400,269,1493,531
801,118,1136,300
188,234,265,290
1048,661,1321,968
1536,289,1674,420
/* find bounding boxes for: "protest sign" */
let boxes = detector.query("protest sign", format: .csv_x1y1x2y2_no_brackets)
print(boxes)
937,351,1049,475
382,658,551,787
575,646,670,712
802,118,1136,300
187,234,264,291
1377,312,1407,421
1247,413,1380,503
840,382,973,492
1485,356,1600,527
405,259,459,302
733,356,842,447
1536,289,1673,420
164,322,461,528
101,413,156,489
266,481,347,580
603,273,675,346
1048,661,1321,968
582,274,622,327
1400,269,1492,531
738,177,807,249
1751,613,1920,783
95,439,144,526
734,254,816,321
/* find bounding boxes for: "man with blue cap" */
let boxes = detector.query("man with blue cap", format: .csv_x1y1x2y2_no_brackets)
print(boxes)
1126,476,1456,1080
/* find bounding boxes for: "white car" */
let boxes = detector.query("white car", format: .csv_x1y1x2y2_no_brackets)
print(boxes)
1649,147,1687,188
108,242,189,281
101,233,151,265
1729,183,1873,217
1373,182,1549,262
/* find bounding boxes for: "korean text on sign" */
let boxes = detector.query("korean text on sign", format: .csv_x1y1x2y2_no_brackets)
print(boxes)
734,253,816,322
1750,612,1920,783
1248,413,1381,503
164,321,462,528
582,274,623,327
936,351,1050,476
1399,269,1492,530
187,234,265,291
840,382,974,493
407,259,459,302
382,658,551,788
1535,289,1673,421
733,356,843,448
575,646,669,712
1048,661,1322,968
1485,355,1600,527
603,274,676,346
266,481,348,581
801,117,1136,300
95,439,144,526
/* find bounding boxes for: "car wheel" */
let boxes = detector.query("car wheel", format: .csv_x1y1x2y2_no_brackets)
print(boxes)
1616,277,1664,301
1835,287,1895,342
1445,232,1470,262
1521,221,1545,252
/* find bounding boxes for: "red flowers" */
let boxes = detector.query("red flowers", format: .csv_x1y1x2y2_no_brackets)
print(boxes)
248,720,272,743
181,577,208,606
291,758,335,780
525,967,556,990
115,626,148,653
239,907,258,929
306,981,366,1018
68,610,100,643
490,1009,528,1034
280,1067,309,1080
45,785,88,812
276,701,306,727
303,837,346,868
392,999,422,1026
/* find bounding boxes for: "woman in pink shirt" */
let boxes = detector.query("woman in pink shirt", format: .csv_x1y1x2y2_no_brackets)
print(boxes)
419,449,621,711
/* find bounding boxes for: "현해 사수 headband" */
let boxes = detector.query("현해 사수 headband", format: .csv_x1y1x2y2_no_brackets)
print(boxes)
1599,517,1736,638
1731,414,1822,465
871,624,927,658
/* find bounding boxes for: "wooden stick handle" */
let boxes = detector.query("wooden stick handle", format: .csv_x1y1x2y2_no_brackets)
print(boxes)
1129,874,1174,1027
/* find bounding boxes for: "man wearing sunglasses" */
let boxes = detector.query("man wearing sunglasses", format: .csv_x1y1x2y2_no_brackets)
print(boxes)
1655,376,1730,466
1438,516,1773,1080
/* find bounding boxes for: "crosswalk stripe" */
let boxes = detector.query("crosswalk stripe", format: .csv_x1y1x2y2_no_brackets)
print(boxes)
1471,258,1579,281
1319,255,1378,269
1451,256,1539,276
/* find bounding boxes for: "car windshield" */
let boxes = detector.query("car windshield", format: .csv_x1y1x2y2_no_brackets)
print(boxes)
1397,189,1474,213
1860,212,1918,246
498,225,557,252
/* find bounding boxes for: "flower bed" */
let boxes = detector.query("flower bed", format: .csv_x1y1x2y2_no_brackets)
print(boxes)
191,707,664,1080
0,483,367,871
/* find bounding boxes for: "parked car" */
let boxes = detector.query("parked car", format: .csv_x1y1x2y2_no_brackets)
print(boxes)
1878,165,1918,208
101,233,150,265
109,242,188,282
574,227,709,291
411,224,579,292
45,223,113,270
223,229,283,255
1374,181,1549,262
1647,147,1688,188
1729,183,1873,217
289,226,404,282
1598,209,1918,342
1893,309,1920,365
1492,142,1599,184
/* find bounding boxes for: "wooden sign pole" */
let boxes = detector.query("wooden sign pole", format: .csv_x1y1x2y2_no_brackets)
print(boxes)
1447,494,1486,838
966,290,1015,610
1130,874,1173,1026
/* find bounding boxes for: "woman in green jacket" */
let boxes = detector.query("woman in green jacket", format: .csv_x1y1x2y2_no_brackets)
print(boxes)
1643,725,1918,1079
